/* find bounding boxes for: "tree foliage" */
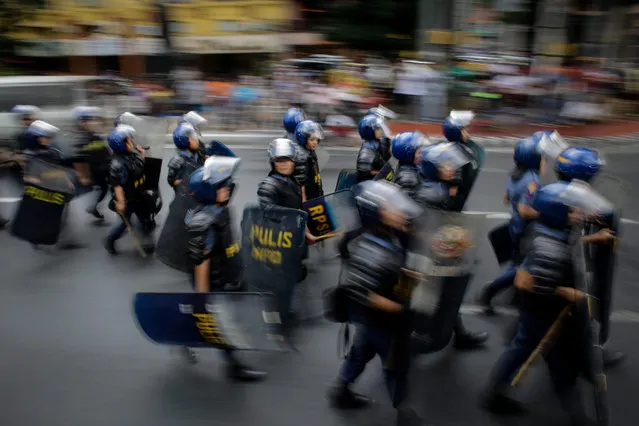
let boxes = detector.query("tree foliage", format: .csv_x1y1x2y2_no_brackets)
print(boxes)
320,0,419,55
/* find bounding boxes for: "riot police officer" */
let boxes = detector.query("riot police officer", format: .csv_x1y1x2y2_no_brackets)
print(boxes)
540,144,624,367
167,124,204,190
293,120,324,205
410,143,488,351
22,120,65,164
355,114,391,183
70,106,112,220
11,105,40,151
104,125,155,255
185,157,267,381
391,131,430,199
177,111,208,159
327,180,425,426
283,107,304,140
481,182,591,425
367,106,395,162
440,111,483,212
479,135,544,314
257,138,304,210
20,121,82,250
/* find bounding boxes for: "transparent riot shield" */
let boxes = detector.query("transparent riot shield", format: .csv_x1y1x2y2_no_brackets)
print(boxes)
538,130,570,185
133,116,170,147
133,292,286,352
562,177,628,348
11,158,76,245
405,209,486,350
572,232,609,426
302,190,361,240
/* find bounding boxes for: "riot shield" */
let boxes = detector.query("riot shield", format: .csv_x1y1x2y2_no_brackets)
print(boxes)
206,140,237,158
572,231,609,426
315,145,330,172
143,157,163,191
405,209,485,348
562,178,628,346
373,156,398,183
240,205,308,332
335,169,358,191
133,292,286,352
11,158,76,245
538,130,570,185
155,161,199,272
133,116,169,147
488,222,513,265
302,190,361,239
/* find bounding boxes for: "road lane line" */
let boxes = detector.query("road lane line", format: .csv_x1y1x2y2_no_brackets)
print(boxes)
0,197,20,203
460,304,639,323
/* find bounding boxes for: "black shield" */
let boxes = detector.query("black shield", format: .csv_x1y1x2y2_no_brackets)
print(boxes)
373,157,398,183
488,222,513,265
133,292,286,351
155,163,199,273
561,177,627,345
143,157,163,191
447,141,484,211
302,190,361,239
572,229,610,426
586,211,620,345
335,169,358,191
240,205,308,330
11,158,75,245
406,209,485,344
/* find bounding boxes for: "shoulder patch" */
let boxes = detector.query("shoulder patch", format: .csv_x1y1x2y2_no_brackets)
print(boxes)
527,182,538,193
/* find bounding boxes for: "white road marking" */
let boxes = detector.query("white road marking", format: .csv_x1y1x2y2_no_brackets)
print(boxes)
0,197,20,203
460,304,639,323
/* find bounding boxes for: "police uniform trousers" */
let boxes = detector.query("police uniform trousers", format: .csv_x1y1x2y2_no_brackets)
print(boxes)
188,273,243,365
340,325,412,408
89,164,109,210
107,200,153,243
486,310,587,410
484,229,523,301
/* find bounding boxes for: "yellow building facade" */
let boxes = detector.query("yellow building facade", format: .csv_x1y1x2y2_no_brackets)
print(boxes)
11,0,295,75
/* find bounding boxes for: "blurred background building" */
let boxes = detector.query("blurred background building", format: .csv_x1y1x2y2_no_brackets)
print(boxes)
1,0,639,131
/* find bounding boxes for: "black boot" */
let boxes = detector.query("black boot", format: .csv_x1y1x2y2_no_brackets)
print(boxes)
104,238,117,255
227,362,267,382
396,407,425,426
603,349,625,369
86,206,105,221
454,318,488,350
478,285,496,316
481,391,527,415
0,217,8,229
328,381,370,409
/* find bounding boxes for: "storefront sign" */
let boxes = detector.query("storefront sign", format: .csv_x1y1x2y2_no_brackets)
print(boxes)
172,35,285,54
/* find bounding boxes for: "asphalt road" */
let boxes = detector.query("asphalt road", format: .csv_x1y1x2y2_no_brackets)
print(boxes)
1,144,638,426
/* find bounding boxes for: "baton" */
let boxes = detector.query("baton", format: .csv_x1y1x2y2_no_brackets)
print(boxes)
511,305,571,387
314,231,343,242
119,213,147,258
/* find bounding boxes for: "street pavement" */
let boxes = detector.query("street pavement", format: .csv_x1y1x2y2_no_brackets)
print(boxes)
1,144,638,426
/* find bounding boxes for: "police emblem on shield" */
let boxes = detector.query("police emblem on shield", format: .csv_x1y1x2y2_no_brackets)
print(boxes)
430,225,474,259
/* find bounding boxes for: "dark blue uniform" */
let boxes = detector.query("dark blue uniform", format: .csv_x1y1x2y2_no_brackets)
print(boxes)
329,180,424,425
483,182,590,424
483,169,539,301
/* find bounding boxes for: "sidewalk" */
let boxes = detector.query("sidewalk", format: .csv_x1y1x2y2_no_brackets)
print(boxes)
388,119,639,138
